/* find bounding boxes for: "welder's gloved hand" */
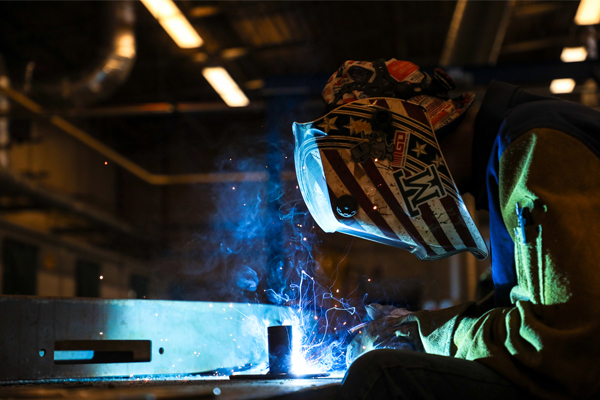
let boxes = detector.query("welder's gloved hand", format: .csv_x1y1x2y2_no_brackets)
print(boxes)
346,304,424,367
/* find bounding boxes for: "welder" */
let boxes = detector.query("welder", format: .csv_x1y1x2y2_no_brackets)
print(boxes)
292,59,600,399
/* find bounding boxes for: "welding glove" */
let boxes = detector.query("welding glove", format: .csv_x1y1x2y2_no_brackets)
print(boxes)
346,304,424,367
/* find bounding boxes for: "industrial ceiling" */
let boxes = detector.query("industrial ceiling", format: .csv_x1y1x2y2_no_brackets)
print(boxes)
0,0,595,263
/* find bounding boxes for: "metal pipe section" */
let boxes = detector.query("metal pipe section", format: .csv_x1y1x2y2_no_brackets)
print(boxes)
267,325,293,375
30,2,137,108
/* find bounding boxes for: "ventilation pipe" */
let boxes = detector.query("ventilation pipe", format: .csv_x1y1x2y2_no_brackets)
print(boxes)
30,1,136,108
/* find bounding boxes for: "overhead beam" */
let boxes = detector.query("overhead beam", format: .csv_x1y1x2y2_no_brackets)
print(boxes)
0,84,299,185
440,0,516,66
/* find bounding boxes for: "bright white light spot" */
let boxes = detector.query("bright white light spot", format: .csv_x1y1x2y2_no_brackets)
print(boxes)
140,0,203,48
202,67,249,107
155,313,158,316
232,187,235,190
575,0,600,25
99,276,103,280
336,289,339,293
209,304,212,307
303,237,307,241
550,79,576,94
368,279,371,282
561,47,587,62
362,346,366,350
373,205,378,210
374,158,378,162
229,303,233,307
99,332,103,335
116,33,136,58
104,161,108,165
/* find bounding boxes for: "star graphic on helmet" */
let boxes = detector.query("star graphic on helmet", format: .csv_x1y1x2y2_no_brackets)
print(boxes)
317,116,339,133
411,142,427,158
432,154,444,167
345,117,373,136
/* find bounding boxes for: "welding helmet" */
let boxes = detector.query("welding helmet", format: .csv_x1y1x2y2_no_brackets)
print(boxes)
292,59,487,260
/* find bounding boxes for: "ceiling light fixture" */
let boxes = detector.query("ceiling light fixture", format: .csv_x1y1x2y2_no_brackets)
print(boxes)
575,0,600,25
561,47,588,62
550,78,576,94
140,0,203,48
202,67,250,107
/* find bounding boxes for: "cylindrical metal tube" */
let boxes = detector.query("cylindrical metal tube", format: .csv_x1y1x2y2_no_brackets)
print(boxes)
268,325,292,375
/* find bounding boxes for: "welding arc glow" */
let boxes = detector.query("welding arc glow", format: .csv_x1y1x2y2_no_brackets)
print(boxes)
264,260,356,375
204,138,358,375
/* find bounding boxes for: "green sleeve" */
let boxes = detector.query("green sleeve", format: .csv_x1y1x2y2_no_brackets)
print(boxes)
411,128,600,399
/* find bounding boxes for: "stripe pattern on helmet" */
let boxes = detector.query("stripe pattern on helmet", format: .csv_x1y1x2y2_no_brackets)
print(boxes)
294,97,487,260
320,147,483,259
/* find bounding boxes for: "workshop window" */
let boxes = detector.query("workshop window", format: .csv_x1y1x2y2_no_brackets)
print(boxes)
2,239,39,295
75,260,101,298
129,274,148,299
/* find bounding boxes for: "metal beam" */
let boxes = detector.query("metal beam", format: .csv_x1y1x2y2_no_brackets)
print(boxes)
440,0,516,66
0,296,294,382
0,84,298,185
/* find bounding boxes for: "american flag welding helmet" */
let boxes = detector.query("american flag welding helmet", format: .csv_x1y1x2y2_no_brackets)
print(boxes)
292,59,488,260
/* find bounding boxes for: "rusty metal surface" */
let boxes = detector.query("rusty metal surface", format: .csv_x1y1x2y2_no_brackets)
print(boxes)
0,296,294,382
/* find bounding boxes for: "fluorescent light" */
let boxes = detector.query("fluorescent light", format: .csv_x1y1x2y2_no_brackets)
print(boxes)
550,79,576,94
202,67,250,107
140,0,203,48
575,0,600,25
561,47,587,62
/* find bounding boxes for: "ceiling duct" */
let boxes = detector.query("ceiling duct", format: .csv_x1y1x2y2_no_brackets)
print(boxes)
29,1,136,108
